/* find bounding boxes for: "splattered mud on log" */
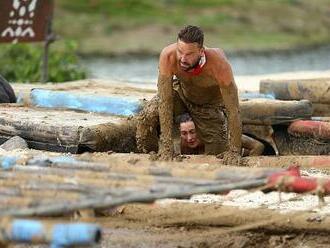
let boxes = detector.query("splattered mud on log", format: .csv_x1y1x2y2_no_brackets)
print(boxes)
136,95,159,153
79,121,137,153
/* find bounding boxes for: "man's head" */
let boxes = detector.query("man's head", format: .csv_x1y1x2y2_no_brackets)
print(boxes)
177,25,204,71
178,113,200,149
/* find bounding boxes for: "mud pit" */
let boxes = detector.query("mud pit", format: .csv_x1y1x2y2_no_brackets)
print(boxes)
6,77,330,247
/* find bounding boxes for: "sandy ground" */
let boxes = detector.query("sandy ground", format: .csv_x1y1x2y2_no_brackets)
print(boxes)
2,150,330,247
6,70,330,247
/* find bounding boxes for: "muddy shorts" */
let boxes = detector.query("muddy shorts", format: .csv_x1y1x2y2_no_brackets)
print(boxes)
173,81,228,155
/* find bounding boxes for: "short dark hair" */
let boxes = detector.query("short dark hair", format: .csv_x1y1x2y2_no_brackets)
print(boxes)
176,113,193,125
177,25,204,48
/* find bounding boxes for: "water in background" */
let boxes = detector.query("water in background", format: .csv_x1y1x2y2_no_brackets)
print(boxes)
83,45,330,84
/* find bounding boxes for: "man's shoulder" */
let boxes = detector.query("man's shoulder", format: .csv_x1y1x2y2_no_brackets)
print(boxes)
206,48,234,85
160,43,177,59
159,43,177,71
205,48,229,64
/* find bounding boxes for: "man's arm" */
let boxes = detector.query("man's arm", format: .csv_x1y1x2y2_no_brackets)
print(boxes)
217,61,242,159
158,49,174,160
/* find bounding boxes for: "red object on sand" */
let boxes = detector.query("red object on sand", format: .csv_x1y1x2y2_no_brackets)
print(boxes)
267,166,330,195
288,120,330,139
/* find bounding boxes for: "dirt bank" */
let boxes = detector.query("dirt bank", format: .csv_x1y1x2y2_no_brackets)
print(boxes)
96,202,330,247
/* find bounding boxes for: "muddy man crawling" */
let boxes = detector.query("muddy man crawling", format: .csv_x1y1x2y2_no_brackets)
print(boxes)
137,25,242,164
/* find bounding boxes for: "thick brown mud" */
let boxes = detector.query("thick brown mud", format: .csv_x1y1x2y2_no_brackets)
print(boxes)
135,95,160,153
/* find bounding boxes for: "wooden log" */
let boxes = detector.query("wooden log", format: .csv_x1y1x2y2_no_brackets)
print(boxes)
260,77,330,103
0,170,182,190
240,99,312,125
10,166,221,186
0,167,277,210
312,103,330,116
0,178,266,217
0,106,123,144
241,155,330,168
0,136,79,153
0,187,82,199
0,181,136,196
0,105,129,153
22,154,283,181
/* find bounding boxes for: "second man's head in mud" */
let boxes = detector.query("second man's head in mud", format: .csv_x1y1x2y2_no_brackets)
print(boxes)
177,25,204,71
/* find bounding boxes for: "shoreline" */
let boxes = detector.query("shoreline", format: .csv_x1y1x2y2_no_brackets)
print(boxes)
77,43,330,59
11,69,330,94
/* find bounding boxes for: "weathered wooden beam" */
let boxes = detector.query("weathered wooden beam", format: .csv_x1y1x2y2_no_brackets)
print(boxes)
240,99,312,125
0,179,266,217
23,154,282,181
241,155,330,168
260,77,330,103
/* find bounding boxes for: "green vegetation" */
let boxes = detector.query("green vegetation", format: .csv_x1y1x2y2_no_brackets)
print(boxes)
54,0,330,55
1,0,329,83
0,41,87,83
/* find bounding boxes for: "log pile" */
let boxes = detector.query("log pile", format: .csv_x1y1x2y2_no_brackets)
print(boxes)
0,152,274,217
260,77,330,116
257,77,330,155
0,80,319,155
0,151,329,218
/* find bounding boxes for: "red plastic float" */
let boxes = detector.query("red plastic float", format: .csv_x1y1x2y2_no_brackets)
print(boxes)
288,120,330,139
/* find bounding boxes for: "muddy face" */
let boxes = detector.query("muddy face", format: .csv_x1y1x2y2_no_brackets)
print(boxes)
176,40,204,71
180,121,200,149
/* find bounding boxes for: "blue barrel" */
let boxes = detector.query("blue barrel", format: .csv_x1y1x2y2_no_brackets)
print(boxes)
9,219,101,247
31,88,142,116
240,92,275,100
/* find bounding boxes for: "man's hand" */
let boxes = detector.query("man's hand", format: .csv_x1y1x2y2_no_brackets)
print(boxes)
158,138,174,161
217,150,241,165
